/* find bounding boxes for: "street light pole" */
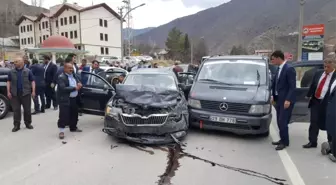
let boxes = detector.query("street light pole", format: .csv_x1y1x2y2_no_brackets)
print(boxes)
297,0,305,61
120,3,145,64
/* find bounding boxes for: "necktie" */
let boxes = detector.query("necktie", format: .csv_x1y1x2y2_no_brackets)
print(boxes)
315,73,329,99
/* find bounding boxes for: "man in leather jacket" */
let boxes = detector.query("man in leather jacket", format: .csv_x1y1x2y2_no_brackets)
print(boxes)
56,62,83,139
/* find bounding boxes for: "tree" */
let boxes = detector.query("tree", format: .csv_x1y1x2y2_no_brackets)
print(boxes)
230,46,238,55
182,34,191,63
230,45,248,55
165,27,184,61
193,38,208,63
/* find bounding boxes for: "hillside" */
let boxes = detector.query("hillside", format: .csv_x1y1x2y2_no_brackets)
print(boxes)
135,0,336,55
0,0,48,37
123,27,154,39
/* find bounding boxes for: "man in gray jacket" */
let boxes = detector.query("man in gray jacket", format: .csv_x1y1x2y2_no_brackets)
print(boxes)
7,57,36,132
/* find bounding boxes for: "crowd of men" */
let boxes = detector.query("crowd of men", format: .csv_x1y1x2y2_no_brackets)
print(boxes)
3,50,336,163
271,50,336,163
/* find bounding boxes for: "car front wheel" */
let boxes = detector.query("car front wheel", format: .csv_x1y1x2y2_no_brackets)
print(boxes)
0,94,9,119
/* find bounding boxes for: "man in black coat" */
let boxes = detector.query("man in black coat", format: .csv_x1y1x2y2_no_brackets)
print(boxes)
303,58,336,148
30,59,46,114
43,55,58,110
56,62,82,139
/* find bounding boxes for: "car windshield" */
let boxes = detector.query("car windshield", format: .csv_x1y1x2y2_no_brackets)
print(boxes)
124,74,177,90
197,59,267,85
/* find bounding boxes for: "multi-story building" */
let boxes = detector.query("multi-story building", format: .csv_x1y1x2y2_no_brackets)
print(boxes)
16,3,122,57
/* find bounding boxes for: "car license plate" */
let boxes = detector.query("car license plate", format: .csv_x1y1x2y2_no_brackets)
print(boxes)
210,116,236,124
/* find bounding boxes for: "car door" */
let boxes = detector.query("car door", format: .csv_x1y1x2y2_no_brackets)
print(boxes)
80,71,114,116
289,62,324,122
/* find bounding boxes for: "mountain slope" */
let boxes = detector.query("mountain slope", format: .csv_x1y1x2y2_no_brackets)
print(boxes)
0,0,48,37
123,27,154,39
135,0,336,54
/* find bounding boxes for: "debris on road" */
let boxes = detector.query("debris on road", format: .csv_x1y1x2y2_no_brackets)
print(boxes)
62,141,67,144
110,145,118,149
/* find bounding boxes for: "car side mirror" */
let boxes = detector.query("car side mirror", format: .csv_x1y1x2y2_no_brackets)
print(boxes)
103,84,110,90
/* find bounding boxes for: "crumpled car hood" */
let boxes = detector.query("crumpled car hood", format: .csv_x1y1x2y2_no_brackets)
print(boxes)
115,84,180,108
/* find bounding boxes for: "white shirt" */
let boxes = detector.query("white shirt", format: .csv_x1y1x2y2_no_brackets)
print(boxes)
330,78,336,94
316,71,334,99
277,61,286,78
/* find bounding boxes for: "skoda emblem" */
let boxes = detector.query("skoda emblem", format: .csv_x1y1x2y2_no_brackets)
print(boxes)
219,103,229,111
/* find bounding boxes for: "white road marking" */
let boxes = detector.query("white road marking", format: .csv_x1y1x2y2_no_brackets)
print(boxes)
270,122,306,185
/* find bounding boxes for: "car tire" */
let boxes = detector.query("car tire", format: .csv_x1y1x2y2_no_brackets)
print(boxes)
0,94,9,119
259,130,270,137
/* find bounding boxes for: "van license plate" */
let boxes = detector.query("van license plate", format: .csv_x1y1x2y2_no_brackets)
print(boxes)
210,116,236,124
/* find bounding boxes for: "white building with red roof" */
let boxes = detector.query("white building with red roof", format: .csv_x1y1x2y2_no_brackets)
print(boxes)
16,2,122,57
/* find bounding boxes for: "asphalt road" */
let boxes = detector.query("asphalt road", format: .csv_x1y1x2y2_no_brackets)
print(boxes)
0,108,335,185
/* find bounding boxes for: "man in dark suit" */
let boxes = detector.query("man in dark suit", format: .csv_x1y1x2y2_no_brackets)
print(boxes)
271,50,296,150
30,59,46,114
81,60,104,85
43,55,58,110
303,58,335,148
57,62,82,139
325,60,336,162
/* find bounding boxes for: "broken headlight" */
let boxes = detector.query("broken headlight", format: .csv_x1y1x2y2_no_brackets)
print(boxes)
106,106,123,117
169,113,183,122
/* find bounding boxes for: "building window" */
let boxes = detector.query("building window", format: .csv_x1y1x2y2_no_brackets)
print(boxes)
104,20,108,27
100,33,104,41
45,21,49,28
46,35,49,38
26,25,29,32
101,47,104,55
73,15,77,24
65,32,68,38
61,32,64,36
77,45,81,50
64,17,67,25
104,34,108,41
31,37,34,44
30,25,33,31
99,19,103,27
60,18,64,26
56,20,58,27
21,39,24,45
23,26,26,32
74,30,78,38
20,26,23,33
43,35,46,40
28,38,31,44
42,22,45,29
39,24,41,30
40,37,42,43
69,16,73,24
24,38,27,45
70,31,73,39
105,48,109,55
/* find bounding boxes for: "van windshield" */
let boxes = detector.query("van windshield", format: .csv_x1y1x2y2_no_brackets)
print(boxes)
197,59,267,85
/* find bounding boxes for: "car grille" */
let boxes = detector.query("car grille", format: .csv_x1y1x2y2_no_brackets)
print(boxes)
200,100,251,113
121,114,168,126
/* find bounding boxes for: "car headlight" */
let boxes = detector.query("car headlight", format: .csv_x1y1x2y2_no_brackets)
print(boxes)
169,113,183,122
249,104,271,114
106,106,122,117
188,99,201,109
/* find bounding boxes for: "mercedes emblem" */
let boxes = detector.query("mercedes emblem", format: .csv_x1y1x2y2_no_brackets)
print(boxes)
219,103,229,111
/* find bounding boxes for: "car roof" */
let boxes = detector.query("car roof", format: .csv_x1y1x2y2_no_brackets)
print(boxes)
207,55,267,61
129,68,174,75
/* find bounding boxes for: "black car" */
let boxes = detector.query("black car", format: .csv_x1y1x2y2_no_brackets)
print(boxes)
0,68,10,119
80,68,189,144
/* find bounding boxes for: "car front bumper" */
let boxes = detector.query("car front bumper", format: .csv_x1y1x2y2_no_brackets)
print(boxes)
189,108,272,135
103,114,188,145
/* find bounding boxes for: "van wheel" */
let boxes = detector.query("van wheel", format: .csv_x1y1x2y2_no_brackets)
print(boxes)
0,94,9,119
259,130,270,137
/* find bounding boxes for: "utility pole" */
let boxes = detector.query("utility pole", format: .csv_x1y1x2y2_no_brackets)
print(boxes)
190,39,193,64
297,0,305,61
119,7,124,63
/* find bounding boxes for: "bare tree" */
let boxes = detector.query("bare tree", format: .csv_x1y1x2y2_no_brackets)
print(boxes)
31,0,37,6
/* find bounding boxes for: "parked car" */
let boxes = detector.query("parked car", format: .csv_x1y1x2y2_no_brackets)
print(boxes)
79,68,189,144
0,68,10,119
186,55,273,136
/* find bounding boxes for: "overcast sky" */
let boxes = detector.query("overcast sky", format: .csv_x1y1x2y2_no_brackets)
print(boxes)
22,0,229,29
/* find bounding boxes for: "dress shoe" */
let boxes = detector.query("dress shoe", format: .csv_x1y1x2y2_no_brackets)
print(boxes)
275,144,287,151
303,142,317,149
32,111,40,115
26,125,34,129
70,128,82,132
321,142,331,155
272,140,281,145
59,132,65,139
41,110,45,113
329,154,336,162
12,127,20,132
